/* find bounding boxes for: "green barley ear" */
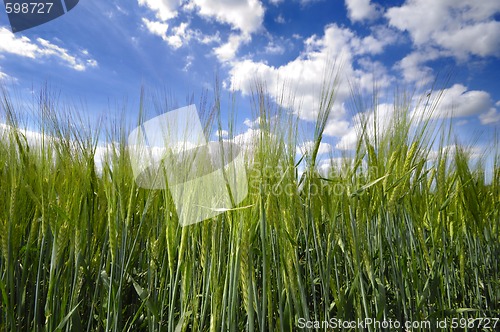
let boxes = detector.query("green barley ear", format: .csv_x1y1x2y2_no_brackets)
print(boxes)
238,212,251,317
56,222,69,262
383,149,398,192
0,218,7,261
107,206,117,262
404,141,419,173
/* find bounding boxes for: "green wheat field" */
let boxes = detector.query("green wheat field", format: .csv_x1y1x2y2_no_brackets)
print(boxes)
0,79,499,331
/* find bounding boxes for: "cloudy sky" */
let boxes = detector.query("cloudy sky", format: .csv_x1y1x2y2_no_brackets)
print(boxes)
0,0,499,155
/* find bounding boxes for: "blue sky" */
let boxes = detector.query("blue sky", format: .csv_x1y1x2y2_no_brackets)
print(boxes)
0,0,499,158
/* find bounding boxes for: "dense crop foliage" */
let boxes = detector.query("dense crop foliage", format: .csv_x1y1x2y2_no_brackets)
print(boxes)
0,82,499,331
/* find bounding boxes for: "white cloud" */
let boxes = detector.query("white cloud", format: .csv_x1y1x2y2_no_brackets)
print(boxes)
318,157,355,176
335,130,357,151
394,48,440,83
233,127,259,145
324,120,350,136
335,103,394,150
142,16,221,49
196,31,221,44
275,14,285,24
386,0,500,60
335,84,497,151
216,129,229,138
139,0,263,55
226,127,281,160
264,41,285,55
242,115,279,129
0,123,120,174
38,38,98,71
85,59,98,68
166,22,191,48
185,0,265,60
0,123,58,149
189,0,265,35
479,108,500,125
426,84,493,119
230,127,261,155
297,141,332,155
137,0,180,21
345,0,381,22
0,28,97,71
428,144,485,161
214,33,250,62
355,57,394,89
0,28,38,58
243,117,259,128
142,18,169,36
435,21,500,59
142,19,193,49
228,24,394,122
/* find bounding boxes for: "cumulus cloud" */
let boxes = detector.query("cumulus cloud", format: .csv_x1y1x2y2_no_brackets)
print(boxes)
428,144,485,161
228,24,395,124
479,108,500,125
318,157,355,176
335,103,394,150
334,83,496,151
436,21,500,59
275,14,286,24
165,22,191,48
394,48,440,83
214,33,251,62
0,123,44,145
189,0,264,35
140,0,260,54
137,0,180,21
216,129,229,138
424,84,493,119
324,120,350,136
264,41,285,55
386,0,500,60
0,123,120,174
142,18,169,37
345,0,381,22
185,0,265,60
0,28,39,58
297,141,332,155
243,117,260,128
0,28,97,71
229,127,262,155
142,18,206,49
